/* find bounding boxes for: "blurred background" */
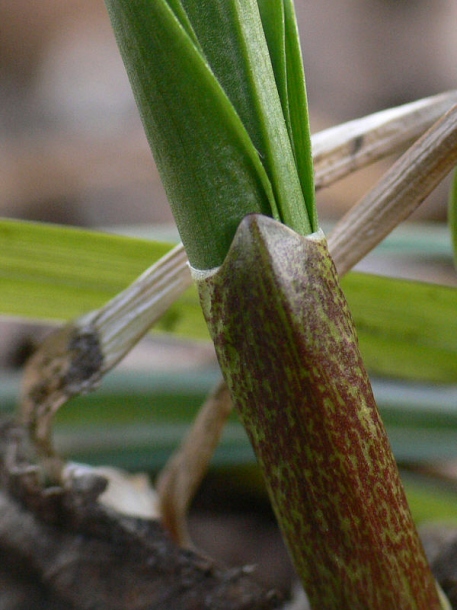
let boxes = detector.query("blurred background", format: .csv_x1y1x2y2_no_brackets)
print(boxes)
1,0,457,600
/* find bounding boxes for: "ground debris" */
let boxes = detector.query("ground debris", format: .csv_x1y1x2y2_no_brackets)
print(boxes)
0,417,282,610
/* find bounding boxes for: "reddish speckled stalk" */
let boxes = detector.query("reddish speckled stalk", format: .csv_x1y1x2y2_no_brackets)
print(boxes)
196,215,440,609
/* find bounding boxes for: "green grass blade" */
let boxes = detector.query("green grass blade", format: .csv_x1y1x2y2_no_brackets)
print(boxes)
105,0,277,269
2,219,456,382
342,273,457,384
0,219,164,320
403,474,457,525
0,218,209,339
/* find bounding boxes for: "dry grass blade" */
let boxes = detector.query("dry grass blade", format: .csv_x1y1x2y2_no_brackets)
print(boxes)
84,243,190,371
20,244,191,461
313,90,457,189
156,381,232,546
328,104,457,276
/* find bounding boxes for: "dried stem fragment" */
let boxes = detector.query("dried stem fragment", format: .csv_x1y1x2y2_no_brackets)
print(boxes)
20,244,191,461
156,380,232,546
328,104,457,276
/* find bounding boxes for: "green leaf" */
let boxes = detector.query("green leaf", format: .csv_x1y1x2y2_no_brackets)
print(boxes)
106,0,277,269
180,0,315,235
342,273,457,384
283,0,317,229
449,167,457,269
0,218,209,339
2,218,457,382
0,219,162,320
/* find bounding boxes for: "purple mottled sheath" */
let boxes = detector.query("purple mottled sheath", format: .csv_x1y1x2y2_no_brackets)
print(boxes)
194,214,440,610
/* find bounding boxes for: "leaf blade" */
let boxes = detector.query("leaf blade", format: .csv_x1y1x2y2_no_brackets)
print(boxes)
179,0,311,235
342,273,457,384
106,0,276,269
2,219,457,382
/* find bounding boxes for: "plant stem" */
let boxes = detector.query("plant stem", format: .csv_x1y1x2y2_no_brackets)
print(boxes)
195,214,441,609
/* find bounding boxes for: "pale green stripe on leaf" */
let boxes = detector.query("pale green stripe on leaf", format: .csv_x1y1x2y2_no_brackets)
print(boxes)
283,0,317,230
449,167,457,269
257,0,288,132
257,0,316,232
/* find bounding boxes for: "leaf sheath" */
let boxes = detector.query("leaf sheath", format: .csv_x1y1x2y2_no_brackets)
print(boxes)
195,214,440,609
